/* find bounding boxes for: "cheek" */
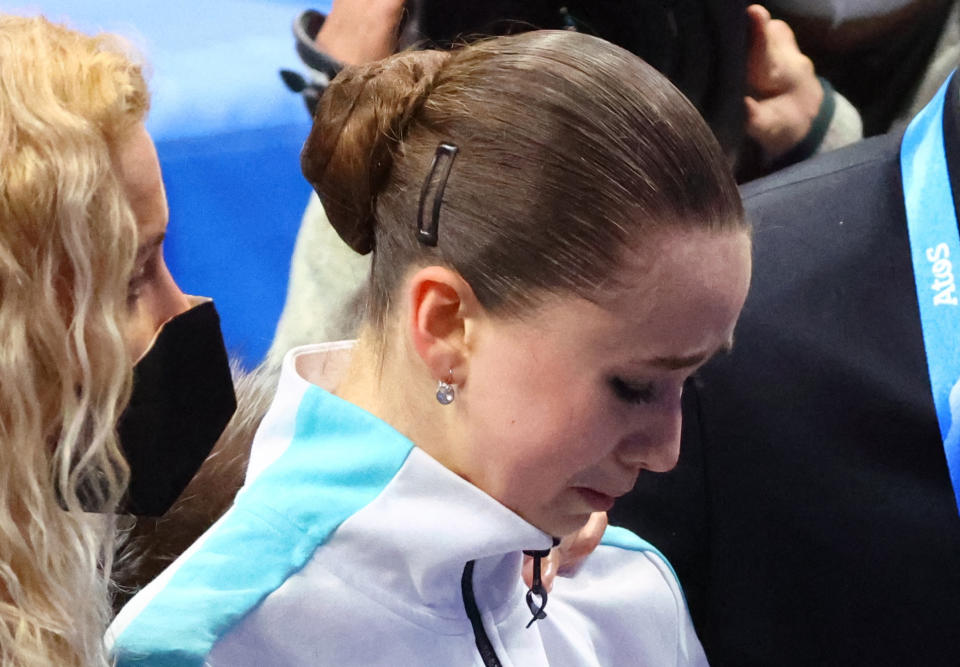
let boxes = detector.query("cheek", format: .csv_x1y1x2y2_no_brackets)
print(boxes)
124,306,156,360
465,342,573,447
461,351,616,501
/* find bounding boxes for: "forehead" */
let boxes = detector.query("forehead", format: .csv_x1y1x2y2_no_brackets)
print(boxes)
112,123,168,238
521,228,751,361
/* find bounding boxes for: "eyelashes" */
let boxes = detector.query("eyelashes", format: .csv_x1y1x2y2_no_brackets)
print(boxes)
127,253,158,307
608,376,656,405
127,267,147,306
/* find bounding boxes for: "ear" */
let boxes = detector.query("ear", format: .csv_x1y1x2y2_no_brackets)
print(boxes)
406,266,481,383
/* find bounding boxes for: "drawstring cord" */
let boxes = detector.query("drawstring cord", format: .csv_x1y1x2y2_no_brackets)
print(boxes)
523,537,561,629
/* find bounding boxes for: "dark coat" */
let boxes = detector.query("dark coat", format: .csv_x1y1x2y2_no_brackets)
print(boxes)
410,0,747,157
611,74,960,666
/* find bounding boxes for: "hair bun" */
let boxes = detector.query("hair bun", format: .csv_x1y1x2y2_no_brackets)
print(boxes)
301,49,451,254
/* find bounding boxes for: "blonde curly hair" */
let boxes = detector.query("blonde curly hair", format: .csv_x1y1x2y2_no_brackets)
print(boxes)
0,14,149,666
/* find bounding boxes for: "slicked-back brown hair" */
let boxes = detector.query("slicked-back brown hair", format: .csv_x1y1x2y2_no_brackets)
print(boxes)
302,30,745,329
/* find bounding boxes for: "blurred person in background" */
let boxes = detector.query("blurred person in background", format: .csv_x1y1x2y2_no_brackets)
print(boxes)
766,0,959,134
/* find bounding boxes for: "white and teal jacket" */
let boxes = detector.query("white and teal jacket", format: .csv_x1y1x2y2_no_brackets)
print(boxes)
110,343,708,666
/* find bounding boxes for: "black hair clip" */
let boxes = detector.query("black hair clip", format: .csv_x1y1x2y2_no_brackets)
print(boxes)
417,142,459,247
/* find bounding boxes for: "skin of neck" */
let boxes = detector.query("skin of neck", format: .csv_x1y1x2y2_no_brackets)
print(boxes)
334,321,465,472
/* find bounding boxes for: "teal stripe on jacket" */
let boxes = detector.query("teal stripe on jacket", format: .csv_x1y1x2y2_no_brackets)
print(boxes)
601,525,684,599
114,385,415,666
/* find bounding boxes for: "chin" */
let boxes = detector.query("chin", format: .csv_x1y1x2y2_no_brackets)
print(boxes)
533,511,592,540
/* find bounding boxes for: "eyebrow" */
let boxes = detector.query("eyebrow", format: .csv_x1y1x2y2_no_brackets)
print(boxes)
135,233,165,263
644,339,734,371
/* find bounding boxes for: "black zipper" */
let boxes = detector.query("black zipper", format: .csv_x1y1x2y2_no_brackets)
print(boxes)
461,560,503,667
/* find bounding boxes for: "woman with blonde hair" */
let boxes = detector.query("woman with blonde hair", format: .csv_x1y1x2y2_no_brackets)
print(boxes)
113,30,751,665
0,15,235,666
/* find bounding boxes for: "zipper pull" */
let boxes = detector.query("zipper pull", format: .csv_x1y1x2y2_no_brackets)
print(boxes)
522,538,560,628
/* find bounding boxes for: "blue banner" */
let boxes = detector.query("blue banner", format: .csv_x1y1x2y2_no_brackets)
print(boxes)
900,72,960,513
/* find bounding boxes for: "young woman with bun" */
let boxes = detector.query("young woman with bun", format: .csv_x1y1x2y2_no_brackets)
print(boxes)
111,30,751,665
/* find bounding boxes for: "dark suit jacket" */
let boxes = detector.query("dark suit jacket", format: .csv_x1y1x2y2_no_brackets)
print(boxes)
611,75,960,666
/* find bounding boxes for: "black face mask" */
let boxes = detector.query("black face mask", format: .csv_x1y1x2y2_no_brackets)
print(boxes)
116,300,237,516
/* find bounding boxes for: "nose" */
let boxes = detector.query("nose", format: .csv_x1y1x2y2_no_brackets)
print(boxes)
127,257,195,361
151,264,192,331
615,393,683,473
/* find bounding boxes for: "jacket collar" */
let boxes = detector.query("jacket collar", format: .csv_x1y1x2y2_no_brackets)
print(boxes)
250,342,555,626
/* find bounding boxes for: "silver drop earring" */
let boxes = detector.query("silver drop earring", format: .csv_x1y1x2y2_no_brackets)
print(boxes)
436,370,455,405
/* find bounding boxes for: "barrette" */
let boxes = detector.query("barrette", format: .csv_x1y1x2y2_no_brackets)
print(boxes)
417,142,459,246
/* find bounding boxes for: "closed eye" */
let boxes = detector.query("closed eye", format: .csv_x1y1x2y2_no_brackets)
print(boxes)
609,376,655,405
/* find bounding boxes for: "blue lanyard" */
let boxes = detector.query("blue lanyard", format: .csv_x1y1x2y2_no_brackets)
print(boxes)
900,72,960,513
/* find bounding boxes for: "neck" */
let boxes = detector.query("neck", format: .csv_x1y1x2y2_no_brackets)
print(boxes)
335,327,460,469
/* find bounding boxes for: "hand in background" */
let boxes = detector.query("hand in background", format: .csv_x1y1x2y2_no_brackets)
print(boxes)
315,0,407,65
744,4,825,161
523,512,608,592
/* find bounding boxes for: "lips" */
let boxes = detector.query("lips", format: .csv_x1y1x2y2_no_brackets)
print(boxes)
575,487,617,512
